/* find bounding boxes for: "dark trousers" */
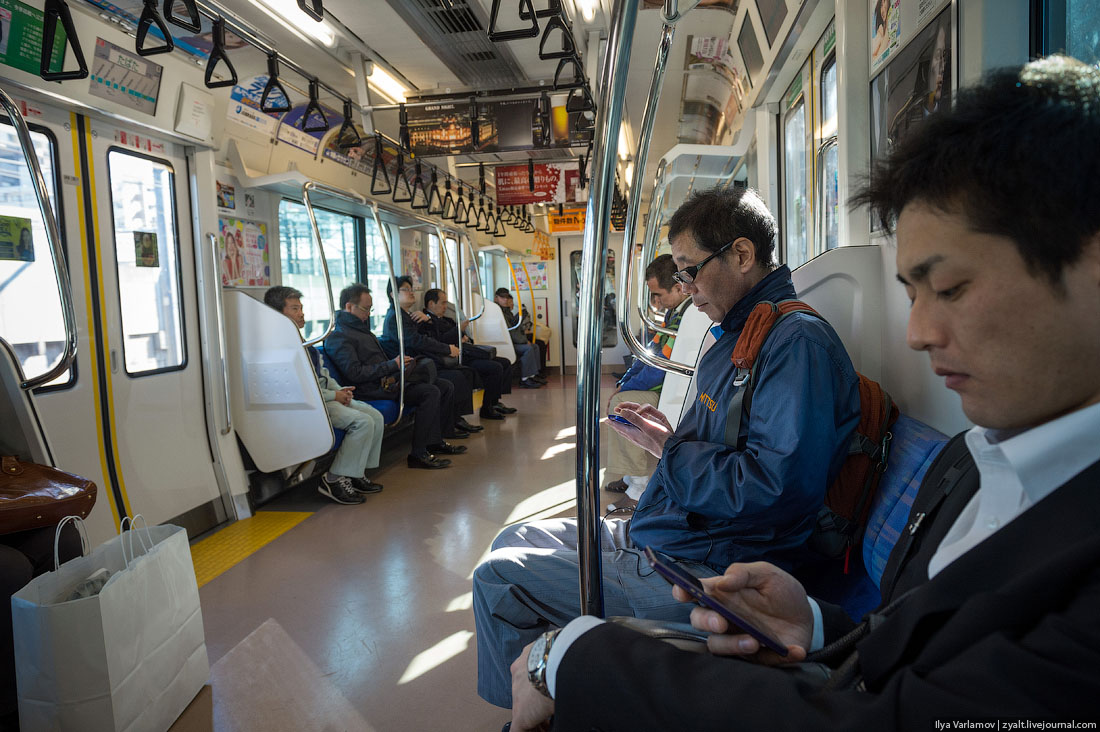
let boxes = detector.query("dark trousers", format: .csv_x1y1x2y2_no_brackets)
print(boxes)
1,524,82,718
468,359,504,407
405,379,454,454
493,357,513,395
438,368,475,416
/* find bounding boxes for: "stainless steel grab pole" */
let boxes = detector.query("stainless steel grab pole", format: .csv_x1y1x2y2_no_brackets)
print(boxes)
433,226,464,365
575,0,640,617
301,180,360,347
0,86,77,390
459,234,486,322
368,202,405,423
633,160,679,338
208,233,233,435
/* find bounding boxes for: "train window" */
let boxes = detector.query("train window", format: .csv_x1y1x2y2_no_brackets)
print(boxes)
0,122,72,388
820,54,840,251
428,232,442,290
107,149,186,376
362,217,391,334
278,200,359,341
782,94,809,268
1036,0,1100,64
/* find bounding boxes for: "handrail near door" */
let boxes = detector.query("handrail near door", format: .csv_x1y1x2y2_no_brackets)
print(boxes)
299,180,358,347
521,262,537,345
207,233,232,436
574,0,641,617
0,86,78,390
459,233,486,323
504,254,524,330
433,225,464,365
633,160,679,339
367,201,406,424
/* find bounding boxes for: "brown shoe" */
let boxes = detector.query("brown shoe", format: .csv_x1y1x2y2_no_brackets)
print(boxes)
604,479,628,493
606,496,639,514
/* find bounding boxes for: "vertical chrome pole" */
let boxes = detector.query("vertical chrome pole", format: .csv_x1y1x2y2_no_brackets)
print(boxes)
575,0,640,617
208,233,233,435
301,181,338,347
369,202,405,423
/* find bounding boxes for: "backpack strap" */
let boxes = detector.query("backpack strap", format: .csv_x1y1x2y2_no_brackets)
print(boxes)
723,300,820,448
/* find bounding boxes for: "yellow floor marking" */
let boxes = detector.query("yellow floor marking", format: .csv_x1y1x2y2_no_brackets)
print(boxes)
190,511,312,587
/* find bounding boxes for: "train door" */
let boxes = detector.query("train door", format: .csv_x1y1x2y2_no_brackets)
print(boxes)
557,237,627,371
81,118,223,533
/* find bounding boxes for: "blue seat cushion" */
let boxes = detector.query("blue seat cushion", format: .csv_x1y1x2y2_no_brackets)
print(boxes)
365,399,402,425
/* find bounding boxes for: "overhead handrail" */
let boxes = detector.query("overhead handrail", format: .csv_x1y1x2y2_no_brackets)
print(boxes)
40,0,89,81
164,0,201,32
297,0,323,22
488,0,540,42
370,136,392,196
459,234,486,322
519,0,561,19
636,162,677,337
0,86,77,389
204,18,238,89
136,0,175,56
207,233,232,435
300,180,357,347
433,226,464,365
300,79,329,133
261,52,292,114
814,135,839,255
367,202,405,424
574,0,640,618
521,261,537,345
504,254,524,330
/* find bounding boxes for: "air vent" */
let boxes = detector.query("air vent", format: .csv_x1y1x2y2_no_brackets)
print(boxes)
463,51,497,62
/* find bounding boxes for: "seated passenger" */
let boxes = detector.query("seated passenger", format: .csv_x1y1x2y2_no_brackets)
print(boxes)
323,283,459,470
494,288,544,389
510,55,1100,730
421,288,513,420
603,253,691,510
473,186,861,708
263,286,385,503
381,277,481,436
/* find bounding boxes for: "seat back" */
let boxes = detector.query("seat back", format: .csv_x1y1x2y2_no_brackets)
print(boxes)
654,305,712,429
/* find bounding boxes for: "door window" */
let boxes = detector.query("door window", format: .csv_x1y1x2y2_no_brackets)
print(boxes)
783,97,809,268
107,149,185,375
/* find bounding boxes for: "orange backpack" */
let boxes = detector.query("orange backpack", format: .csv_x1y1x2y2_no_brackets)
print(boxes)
728,300,899,570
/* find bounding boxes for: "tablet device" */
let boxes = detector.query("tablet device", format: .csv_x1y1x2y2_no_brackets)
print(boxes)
644,546,789,657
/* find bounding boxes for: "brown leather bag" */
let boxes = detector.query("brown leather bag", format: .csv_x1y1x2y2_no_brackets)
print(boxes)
0,456,97,535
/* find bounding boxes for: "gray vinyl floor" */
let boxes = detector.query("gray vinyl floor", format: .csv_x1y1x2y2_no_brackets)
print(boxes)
197,373,622,731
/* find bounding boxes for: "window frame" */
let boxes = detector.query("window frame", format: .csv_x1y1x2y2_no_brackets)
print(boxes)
780,91,810,268
105,146,188,378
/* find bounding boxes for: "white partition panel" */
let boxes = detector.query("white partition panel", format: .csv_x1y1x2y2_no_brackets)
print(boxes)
224,291,334,472
466,301,517,364
656,305,714,429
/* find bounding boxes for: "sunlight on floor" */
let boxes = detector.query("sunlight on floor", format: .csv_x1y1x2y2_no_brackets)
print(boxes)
555,426,577,440
504,478,580,525
397,631,474,685
446,592,473,612
540,442,575,460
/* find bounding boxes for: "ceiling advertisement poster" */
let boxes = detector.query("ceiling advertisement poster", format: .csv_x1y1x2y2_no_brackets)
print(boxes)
495,163,580,206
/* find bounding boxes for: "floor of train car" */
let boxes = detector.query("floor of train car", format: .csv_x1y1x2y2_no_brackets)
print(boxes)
196,372,625,732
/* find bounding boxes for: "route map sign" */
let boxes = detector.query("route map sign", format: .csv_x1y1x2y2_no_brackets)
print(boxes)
89,38,163,116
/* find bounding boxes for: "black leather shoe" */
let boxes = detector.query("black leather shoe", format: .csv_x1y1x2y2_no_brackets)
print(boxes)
494,403,517,414
447,427,470,439
520,378,542,389
531,374,548,384
351,477,383,495
407,453,451,469
428,442,467,455
456,418,484,432
479,408,505,420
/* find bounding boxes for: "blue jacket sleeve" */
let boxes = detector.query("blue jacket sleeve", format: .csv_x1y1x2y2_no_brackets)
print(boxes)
655,331,860,524
618,362,665,392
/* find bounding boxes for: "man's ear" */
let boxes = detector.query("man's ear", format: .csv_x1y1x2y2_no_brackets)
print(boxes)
733,237,757,273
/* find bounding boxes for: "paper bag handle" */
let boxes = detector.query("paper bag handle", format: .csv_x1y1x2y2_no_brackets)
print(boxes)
120,514,153,568
53,515,89,570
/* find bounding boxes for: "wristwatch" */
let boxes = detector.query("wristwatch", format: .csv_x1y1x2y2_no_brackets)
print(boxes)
527,628,561,699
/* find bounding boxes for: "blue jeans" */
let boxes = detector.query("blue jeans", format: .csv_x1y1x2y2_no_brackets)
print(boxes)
471,517,717,708
514,342,539,379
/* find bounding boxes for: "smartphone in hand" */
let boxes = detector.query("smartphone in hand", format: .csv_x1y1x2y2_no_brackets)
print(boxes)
608,414,639,430
644,546,788,657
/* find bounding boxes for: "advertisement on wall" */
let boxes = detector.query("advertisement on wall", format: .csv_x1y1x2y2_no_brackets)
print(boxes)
549,207,586,235
511,262,548,291
218,218,270,286
496,163,580,206
870,0,951,75
0,0,67,76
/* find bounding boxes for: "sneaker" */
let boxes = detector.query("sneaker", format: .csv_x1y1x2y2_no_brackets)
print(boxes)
351,477,383,495
319,475,365,504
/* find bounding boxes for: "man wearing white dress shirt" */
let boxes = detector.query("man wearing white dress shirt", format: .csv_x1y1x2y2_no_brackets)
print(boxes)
506,55,1100,731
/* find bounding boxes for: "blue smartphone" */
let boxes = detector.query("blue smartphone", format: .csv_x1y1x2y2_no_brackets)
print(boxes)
608,414,639,429
644,546,789,657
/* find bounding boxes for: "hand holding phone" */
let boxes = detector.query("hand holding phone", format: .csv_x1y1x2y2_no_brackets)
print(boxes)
608,414,639,430
644,547,788,657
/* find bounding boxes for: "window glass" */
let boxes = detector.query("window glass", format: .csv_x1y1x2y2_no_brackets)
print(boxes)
1067,0,1100,64
0,123,71,387
783,99,809,268
362,217,391,334
428,233,441,290
821,56,840,251
278,200,359,340
108,150,185,375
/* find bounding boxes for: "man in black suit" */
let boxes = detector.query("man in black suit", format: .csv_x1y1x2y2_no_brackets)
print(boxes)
508,56,1100,730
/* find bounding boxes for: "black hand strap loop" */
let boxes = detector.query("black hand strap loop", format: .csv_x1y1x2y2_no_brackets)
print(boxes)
335,99,362,149
488,0,540,42
163,0,200,33
40,0,88,81
392,152,412,203
399,103,410,151
261,53,292,114
204,18,238,89
427,169,443,215
410,161,428,209
137,0,174,57
567,84,596,113
300,79,329,133
297,0,324,22
370,137,392,196
539,91,552,146
538,13,575,60
553,55,585,90
441,178,456,220
475,196,489,231
519,0,561,19
493,208,507,237
454,186,470,225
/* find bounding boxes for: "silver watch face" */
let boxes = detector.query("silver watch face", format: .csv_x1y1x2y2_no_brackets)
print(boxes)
527,633,548,676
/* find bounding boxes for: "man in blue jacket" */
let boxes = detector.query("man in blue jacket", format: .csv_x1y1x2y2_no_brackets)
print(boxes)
604,254,691,509
472,187,860,708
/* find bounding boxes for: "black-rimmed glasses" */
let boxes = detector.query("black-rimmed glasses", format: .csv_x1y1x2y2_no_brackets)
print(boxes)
672,240,734,285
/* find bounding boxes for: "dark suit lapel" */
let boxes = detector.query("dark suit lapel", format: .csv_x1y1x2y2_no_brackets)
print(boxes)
857,458,1100,686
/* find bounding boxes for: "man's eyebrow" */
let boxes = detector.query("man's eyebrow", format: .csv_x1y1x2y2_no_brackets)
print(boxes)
897,255,945,285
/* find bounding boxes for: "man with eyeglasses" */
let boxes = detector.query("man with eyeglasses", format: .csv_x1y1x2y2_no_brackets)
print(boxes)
472,187,860,710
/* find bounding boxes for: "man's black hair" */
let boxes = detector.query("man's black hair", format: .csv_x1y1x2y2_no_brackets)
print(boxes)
494,287,512,299
644,254,678,291
386,275,414,303
263,285,303,312
667,187,777,268
339,283,371,310
852,55,1100,285
424,288,445,307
